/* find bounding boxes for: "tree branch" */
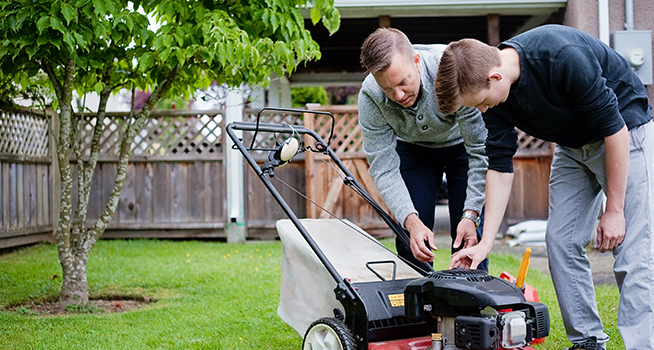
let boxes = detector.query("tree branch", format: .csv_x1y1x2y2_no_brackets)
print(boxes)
87,65,182,244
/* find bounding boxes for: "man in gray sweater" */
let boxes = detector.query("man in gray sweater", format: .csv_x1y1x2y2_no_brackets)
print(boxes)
358,27,488,270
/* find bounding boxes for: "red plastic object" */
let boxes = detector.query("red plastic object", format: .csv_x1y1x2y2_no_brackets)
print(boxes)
368,336,540,350
500,271,539,302
368,336,431,350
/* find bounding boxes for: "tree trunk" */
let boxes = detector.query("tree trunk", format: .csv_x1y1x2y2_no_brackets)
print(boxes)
58,246,90,306
52,64,181,309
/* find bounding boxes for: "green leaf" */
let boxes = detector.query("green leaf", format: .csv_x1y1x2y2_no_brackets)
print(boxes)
50,17,66,34
174,33,183,47
25,45,39,59
310,7,321,25
93,82,103,93
261,10,270,26
175,48,184,64
61,4,76,25
285,19,295,37
138,53,151,72
36,16,51,34
92,0,106,16
36,35,50,46
160,47,171,61
270,12,279,31
74,32,88,47
217,43,226,67
163,35,172,48
16,8,31,27
63,32,75,50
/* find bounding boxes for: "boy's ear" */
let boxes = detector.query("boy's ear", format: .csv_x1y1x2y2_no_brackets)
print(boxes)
489,71,503,81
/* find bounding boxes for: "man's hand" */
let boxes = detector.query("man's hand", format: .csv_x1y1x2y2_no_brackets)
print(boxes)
453,211,479,250
596,209,625,253
405,213,437,263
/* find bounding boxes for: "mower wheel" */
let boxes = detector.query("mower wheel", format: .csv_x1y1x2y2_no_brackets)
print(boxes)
303,317,357,350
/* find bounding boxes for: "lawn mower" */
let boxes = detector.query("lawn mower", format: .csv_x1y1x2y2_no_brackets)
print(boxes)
226,107,550,350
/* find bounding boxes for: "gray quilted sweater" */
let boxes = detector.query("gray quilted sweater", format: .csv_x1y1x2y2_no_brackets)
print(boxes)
358,44,488,227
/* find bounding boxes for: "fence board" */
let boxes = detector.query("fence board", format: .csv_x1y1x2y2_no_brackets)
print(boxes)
171,163,188,222
135,163,154,223
9,163,17,229
26,165,36,227
152,162,171,223
188,162,204,221
1,163,6,230
118,163,137,223
206,161,225,222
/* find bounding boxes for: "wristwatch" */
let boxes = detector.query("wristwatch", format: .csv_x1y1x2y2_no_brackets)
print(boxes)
461,211,481,228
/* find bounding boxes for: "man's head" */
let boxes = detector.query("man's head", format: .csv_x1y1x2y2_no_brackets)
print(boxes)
360,27,421,108
435,38,503,114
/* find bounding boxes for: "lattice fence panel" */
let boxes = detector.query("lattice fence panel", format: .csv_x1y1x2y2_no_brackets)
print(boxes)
319,112,362,153
0,109,50,159
516,129,553,155
77,111,224,159
243,110,303,155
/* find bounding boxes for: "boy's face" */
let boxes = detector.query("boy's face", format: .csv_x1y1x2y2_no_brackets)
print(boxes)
372,52,421,108
461,74,511,113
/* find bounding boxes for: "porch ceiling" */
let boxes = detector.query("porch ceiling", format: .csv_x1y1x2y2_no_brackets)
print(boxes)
292,1,567,86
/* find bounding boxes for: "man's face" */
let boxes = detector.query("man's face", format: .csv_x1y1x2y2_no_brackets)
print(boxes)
372,52,421,108
460,76,510,113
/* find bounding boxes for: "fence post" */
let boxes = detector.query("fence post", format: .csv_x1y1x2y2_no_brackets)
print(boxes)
225,89,247,243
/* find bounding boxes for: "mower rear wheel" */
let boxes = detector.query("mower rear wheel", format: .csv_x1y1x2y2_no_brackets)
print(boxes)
303,317,357,350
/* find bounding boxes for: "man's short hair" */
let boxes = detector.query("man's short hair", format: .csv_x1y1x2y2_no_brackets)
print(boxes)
435,38,501,114
360,27,416,74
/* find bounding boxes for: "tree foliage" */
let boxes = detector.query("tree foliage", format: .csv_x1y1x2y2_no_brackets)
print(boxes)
0,0,340,307
292,86,328,107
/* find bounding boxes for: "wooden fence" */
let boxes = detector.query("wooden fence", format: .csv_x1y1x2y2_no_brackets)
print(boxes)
0,106,552,249
0,108,54,249
74,109,228,239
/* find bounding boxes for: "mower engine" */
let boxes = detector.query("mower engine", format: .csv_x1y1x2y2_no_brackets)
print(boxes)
404,269,549,349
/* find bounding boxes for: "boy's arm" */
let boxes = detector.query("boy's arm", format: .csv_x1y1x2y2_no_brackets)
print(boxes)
450,169,513,269
597,126,628,252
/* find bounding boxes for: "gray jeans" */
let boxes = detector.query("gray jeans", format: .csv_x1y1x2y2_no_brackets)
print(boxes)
546,121,654,349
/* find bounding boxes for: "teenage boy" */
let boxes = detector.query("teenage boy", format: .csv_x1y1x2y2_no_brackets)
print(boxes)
435,24,654,350
358,27,488,270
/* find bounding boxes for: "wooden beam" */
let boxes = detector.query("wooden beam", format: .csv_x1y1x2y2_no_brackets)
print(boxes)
487,14,500,46
379,15,390,28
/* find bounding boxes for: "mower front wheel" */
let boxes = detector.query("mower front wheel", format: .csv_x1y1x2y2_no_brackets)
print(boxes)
303,317,357,350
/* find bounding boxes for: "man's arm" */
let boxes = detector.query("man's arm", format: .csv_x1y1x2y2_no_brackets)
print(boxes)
596,126,628,252
450,169,513,269
358,85,439,263
358,89,417,227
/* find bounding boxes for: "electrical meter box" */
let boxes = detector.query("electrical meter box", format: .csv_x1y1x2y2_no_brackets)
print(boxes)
612,30,653,85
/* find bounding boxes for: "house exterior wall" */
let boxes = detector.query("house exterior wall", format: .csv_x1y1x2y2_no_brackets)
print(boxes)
564,0,654,102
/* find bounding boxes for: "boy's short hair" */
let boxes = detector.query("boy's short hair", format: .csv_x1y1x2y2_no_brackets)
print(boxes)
360,27,416,74
435,38,502,114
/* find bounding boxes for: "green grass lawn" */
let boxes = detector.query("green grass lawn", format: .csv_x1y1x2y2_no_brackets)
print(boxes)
0,238,622,350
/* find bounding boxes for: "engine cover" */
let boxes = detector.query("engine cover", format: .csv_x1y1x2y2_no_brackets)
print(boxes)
404,269,527,320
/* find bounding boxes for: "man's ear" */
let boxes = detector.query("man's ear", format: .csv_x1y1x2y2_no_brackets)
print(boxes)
414,53,420,70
